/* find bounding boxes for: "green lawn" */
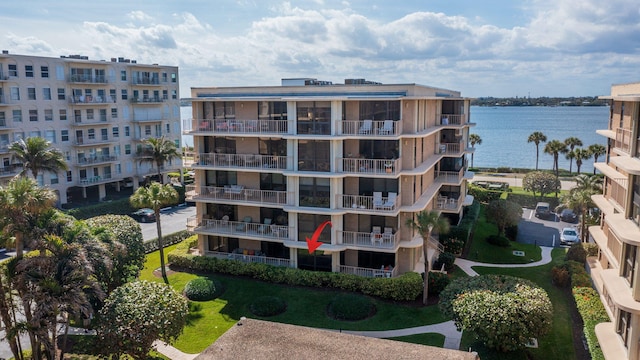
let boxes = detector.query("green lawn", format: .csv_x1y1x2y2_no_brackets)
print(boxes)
385,333,445,347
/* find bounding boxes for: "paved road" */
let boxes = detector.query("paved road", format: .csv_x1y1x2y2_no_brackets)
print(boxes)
139,205,196,241
517,207,579,248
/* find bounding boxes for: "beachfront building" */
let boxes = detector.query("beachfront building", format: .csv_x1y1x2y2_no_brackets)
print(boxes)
0,51,182,205
590,81,640,360
185,78,474,277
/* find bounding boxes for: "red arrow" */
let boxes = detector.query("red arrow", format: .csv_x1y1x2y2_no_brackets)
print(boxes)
306,220,332,253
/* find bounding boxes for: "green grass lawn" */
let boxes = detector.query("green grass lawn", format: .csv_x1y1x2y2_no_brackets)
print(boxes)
466,207,542,264
385,333,445,347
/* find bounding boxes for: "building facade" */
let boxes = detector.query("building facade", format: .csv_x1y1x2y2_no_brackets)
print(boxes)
185,78,474,277
0,51,182,205
590,81,640,360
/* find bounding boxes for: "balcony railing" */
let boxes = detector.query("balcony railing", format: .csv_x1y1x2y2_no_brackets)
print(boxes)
188,216,292,240
436,142,463,155
72,117,109,126
195,153,291,170
0,166,20,178
607,180,627,208
76,155,119,166
69,75,108,84
339,265,397,278
437,114,465,126
69,96,113,105
204,250,293,268
435,169,464,184
131,78,160,85
337,158,400,175
615,128,633,154
185,185,293,206
187,119,290,135
131,97,164,104
340,120,401,136
336,193,399,212
78,173,114,186
436,194,461,211
339,230,400,249
73,138,114,146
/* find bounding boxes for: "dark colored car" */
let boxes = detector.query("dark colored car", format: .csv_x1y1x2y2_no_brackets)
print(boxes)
535,202,551,219
560,208,577,223
131,208,156,223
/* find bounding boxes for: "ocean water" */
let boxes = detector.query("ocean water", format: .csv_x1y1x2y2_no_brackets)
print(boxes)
181,105,610,174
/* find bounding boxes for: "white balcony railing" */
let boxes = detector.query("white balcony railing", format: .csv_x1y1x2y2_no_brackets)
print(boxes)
185,185,293,206
188,217,291,240
76,155,119,166
187,119,290,135
436,194,461,211
204,250,293,268
340,120,401,136
78,173,114,186
435,169,464,184
436,142,463,155
195,153,291,170
339,265,397,278
437,114,465,125
336,193,398,212
337,158,400,175
339,230,400,249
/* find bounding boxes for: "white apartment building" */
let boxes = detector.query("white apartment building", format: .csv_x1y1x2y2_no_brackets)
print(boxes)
0,51,182,205
185,78,474,277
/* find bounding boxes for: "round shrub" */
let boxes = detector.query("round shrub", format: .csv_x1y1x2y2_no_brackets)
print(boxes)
184,277,219,301
249,296,287,317
428,272,450,295
551,265,570,287
433,252,456,272
486,234,510,247
327,293,375,321
566,243,587,264
505,224,518,241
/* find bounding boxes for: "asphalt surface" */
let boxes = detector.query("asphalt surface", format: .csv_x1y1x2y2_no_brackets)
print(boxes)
139,204,196,241
518,207,580,248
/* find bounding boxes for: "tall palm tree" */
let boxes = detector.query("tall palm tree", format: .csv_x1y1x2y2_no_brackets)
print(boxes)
574,174,603,193
565,150,576,174
137,136,180,184
562,175,601,243
9,137,68,180
468,134,482,168
406,210,449,305
564,137,583,175
527,132,547,170
544,140,567,176
573,148,591,174
0,177,57,258
588,144,606,175
130,182,178,284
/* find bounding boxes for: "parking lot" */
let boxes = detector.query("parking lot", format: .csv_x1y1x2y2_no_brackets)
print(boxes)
517,208,580,248
138,205,196,241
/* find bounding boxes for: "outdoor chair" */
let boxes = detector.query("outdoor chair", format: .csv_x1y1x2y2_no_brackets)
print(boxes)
359,119,373,134
382,192,397,210
258,218,272,234
379,120,394,135
372,192,383,209
382,227,393,244
235,216,252,232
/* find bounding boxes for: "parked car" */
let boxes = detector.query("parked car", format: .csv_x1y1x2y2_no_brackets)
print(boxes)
535,202,551,219
559,208,577,223
130,208,156,223
560,227,580,245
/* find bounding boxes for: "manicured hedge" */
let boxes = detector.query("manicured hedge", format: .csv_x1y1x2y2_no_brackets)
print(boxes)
65,198,135,220
168,239,423,301
184,277,219,301
504,193,559,209
573,287,608,360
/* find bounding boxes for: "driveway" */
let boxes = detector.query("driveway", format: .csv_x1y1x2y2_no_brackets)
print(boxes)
517,207,579,248
138,205,196,241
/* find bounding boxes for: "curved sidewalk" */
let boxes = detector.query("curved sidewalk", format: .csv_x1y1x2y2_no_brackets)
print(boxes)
454,245,554,277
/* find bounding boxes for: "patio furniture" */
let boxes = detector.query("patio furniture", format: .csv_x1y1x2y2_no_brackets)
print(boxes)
235,216,252,231
382,227,393,244
373,192,383,209
359,119,373,134
382,192,397,210
258,218,272,234
371,226,382,246
379,120,394,135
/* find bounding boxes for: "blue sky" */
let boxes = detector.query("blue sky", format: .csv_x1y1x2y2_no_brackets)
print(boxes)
1,0,639,98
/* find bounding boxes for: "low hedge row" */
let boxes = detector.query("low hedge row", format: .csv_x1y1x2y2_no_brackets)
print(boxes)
168,239,423,301
440,201,481,254
573,287,608,360
144,230,192,253
65,198,135,220
504,193,559,210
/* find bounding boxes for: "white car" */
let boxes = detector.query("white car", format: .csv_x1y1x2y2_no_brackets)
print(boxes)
560,228,580,245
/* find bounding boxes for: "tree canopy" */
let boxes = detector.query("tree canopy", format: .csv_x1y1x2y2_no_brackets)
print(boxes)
9,137,68,179
522,171,560,199
485,199,523,235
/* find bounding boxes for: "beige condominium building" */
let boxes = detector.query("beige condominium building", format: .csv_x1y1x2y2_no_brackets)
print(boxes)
0,51,182,206
184,78,474,277
590,81,640,360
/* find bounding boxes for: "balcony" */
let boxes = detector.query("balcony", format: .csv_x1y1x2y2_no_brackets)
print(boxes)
436,193,462,212
131,78,161,86
340,120,401,136
187,119,290,135
69,96,114,105
615,128,633,154
71,117,109,127
0,122,16,132
336,193,399,213
204,250,293,268
187,216,292,241
77,173,117,187
437,114,466,126
68,75,108,84
0,166,20,178
194,153,291,171
133,114,166,123
435,169,465,185
436,142,466,155
130,97,164,104
185,185,293,206
0,143,10,153
73,138,115,147
339,229,400,249
337,158,400,176
76,155,119,167
339,264,397,278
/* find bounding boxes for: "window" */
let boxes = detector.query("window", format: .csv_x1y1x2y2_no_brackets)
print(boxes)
57,88,65,100
144,125,152,136
66,171,72,182
166,123,170,134
109,89,116,102
44,109,53,121
42,88,51,100
101,128,108,140
115,163,121,174
27,87,36,100
30,131,41,138
88,129,95,140
8,64,17,77
163,90,168,100
296,101,331,135
86,109,94,120
618,310,632,348
174,139,180,148
120,70,127,81
124,126,130,136
299,177,330,208
111,108,118,119
41,66,49,78
623,244,637,286
25,65,34,78
61,130,69,142
59,109,67,121
12,110,22,122
298,214,332,244
298,140,330,171
171,73,176,82
258,101,288,121
0,112,5,127
121,89,127,100
99,109,107,121
14,132,24,141
29,110,38,122
125,144,131,155
50,173,58,185
10,87,20,100
162,72,168,82
45,130,55,143
112,127,119,138
171,90,177,99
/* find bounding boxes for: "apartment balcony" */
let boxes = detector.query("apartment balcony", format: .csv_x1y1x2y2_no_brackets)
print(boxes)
339,229,400,250
69,96,113,105
0,72,9,81
186,119,290,135
193,153,291,171
337,157,401,175
73,138,115,147
187,216,292,241
340,120,402,136
68,75,108,84
615,128,633,154
133,114,166,123
437,114,467,126
336,193,399,213
435,169,466,185
185,185,293,206
435,193,462,212
130,97,164,104
71,117,110,127
203,250,293,268
131,78,161,86
436,142,470,156
0,165,21,178
0,143,10,154
76,155,119,167
339,264,397,278
77,173,119,187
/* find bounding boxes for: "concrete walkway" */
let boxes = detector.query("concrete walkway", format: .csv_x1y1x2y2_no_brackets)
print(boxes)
454,245,554,276
153,340,198,360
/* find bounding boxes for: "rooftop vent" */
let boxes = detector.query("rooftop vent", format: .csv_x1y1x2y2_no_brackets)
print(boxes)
344,78,381,85
1,50,8,55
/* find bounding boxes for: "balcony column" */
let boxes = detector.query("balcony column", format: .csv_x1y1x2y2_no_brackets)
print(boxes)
289,248,298,268
331,252,340,273
331,100,341,135
133,177,140,191
287,101,296,136
98,184,106,201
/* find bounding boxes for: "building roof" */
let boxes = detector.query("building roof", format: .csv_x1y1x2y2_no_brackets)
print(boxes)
194,318,479,360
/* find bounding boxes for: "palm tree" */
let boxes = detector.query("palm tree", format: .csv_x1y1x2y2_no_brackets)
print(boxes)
564,137,583,175
588,144,606,175
468,134,482,168
9,137,68,180
137,136,180,184
544,140,567,176
574,174,603,193
527,132,547,170
573,148,591,174
406,210,449,305
130,182,178,284
562,175,601,243
0,177,57,258
565,150,576,174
